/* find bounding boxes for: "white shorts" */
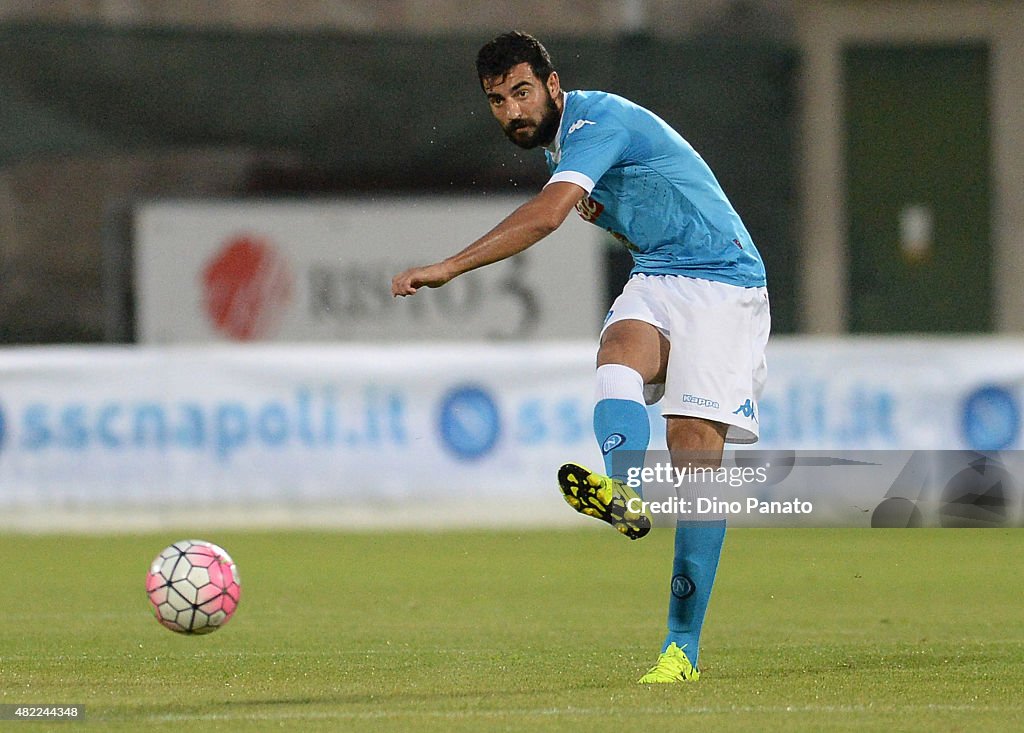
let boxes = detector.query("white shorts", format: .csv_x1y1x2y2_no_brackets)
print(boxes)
602,274,770,444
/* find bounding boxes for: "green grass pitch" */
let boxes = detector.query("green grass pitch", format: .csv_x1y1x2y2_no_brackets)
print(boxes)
1,528,1022,731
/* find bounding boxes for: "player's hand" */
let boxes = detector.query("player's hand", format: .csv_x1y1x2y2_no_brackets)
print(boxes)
391,262,455,297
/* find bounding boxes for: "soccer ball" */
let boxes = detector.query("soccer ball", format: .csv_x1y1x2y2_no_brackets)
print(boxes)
145,540,241,634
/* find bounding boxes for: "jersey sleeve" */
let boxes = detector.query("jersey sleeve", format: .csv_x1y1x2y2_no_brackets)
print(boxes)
546,111,630,194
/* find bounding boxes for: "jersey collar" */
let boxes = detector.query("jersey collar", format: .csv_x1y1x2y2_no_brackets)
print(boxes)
543,90,570,163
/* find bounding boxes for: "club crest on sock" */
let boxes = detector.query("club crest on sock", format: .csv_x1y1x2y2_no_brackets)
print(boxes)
601,433,626,454
671,574,695,599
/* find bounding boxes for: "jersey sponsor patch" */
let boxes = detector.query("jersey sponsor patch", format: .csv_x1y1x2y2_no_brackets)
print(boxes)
575,196,604,223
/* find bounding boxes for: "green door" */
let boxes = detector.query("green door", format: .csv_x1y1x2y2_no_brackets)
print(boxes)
843,45,991,332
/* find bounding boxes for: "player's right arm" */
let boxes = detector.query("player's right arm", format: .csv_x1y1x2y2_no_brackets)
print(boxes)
390,181,585,297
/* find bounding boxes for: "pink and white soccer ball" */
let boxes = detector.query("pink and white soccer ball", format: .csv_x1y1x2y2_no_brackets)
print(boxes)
146,540,241,634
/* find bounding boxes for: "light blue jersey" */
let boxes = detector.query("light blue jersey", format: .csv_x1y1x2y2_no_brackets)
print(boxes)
545,90,766,287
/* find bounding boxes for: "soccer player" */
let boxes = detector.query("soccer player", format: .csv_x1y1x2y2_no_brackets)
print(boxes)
392,31,769,684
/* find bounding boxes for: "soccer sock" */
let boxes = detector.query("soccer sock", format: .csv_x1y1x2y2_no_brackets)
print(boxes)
664,518,726,665
592,364,650,486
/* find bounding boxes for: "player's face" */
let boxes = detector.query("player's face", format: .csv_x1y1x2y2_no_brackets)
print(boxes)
482,62,562,150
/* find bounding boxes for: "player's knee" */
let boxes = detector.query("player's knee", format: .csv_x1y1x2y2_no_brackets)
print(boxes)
597,321,663,380
596,337,630,368
666,417,727,466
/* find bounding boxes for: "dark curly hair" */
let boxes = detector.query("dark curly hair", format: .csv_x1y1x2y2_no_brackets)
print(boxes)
475,31,555,88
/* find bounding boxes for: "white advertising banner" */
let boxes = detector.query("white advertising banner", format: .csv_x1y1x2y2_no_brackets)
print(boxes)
0,344,603,522
0,338,1022,527
133,198,606,343
755,337,1024,451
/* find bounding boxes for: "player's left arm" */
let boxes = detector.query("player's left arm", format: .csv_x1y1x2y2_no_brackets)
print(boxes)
391,181,585,297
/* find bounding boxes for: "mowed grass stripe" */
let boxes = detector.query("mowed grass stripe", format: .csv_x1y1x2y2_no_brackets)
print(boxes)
141,702,1024,722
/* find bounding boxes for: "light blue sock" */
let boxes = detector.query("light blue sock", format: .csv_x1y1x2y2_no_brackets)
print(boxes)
592,364,650,486
664,519,726,665
593,398,650,486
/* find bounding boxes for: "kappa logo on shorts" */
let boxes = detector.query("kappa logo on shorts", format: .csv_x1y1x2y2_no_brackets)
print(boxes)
601,433,626,454
733,399,758,422
682,394,720,409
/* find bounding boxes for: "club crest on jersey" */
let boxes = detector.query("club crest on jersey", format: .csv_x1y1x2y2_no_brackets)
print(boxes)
575,196,604,223
567,118,596,135
601,433,626,454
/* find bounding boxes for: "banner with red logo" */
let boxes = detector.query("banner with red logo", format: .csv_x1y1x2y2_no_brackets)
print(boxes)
134,198,606,343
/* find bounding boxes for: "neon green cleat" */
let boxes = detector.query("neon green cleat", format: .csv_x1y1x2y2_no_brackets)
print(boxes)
557,463,651,540
637,643,700,684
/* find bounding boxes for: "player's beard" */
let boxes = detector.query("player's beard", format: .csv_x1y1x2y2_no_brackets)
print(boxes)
503,91,561,150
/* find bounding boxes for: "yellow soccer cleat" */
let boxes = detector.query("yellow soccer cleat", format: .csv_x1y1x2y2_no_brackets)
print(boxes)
637,643,700,684
557,463,651,540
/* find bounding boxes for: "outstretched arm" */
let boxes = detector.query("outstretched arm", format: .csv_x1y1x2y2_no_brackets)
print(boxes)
391,181,586,297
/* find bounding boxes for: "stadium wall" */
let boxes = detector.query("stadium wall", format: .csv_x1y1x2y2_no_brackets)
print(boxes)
796,1,1024,333
0,25,798,342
